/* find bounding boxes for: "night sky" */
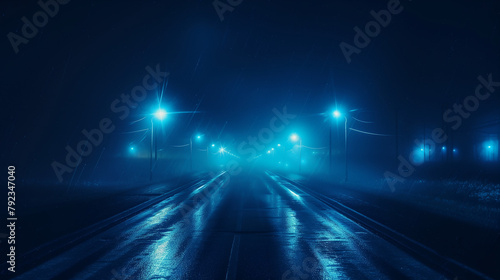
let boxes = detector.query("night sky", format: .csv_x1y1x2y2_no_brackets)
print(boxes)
2,0,500,183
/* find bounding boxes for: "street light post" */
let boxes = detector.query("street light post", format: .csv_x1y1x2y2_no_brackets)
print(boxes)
333,110,348,182
150,108,167,181
299,138,302,172
290,134,302,172
190,138,193,171
210,144,215,164
155,126,158,161
190,134,204,171
329,123,332,172
150,118,154,181
344,116,348,182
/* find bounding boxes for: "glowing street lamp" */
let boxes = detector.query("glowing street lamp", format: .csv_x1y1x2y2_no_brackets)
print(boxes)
333,109,349,182
149,108,168,181
154,108,167,120
290,134,302,172
190,134,204,171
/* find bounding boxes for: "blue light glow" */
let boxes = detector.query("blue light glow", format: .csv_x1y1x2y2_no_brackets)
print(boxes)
480,140,498,161
154,108,167,120
290,134,299,142
333,110,341,118
288,189,300,198
410,147,425,165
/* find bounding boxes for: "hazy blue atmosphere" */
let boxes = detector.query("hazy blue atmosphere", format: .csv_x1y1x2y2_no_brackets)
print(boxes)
1,0,499,279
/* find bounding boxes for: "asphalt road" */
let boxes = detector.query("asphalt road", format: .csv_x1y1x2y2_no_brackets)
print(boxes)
14,171,447,279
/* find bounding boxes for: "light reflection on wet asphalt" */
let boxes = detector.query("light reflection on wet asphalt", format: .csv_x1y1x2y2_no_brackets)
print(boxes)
16,172,446,280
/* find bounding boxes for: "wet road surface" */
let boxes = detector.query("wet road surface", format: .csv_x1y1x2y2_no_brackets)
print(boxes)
15,171,447,279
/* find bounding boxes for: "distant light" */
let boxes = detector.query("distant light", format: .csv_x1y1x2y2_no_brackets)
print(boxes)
154,109,167,120
453,149,457,152
290,134,299,142
211,144,215,147
267,150,271,154
442,146,446,151
288,189,300,198
130,147,135,151
271,148,274,150
219,147,225,153
333,110,341,118
420,148,424,151
481,141,498,161
277,144,281,147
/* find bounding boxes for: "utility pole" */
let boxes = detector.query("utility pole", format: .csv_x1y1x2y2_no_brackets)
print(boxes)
345,117,348,182
150,119,154,181
299,139,302,172
329,124,332,173
395,109,399,160
155,126,158,161
190,138,193,171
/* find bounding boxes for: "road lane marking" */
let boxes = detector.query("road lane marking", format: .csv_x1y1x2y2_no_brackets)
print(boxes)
225,187,244,280
225,234,241,280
